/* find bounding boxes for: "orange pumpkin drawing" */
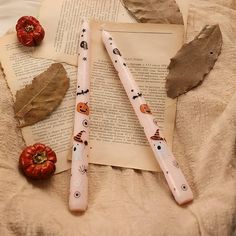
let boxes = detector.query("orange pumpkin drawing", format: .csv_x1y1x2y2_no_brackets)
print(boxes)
77,102,89,115
140,104,152,114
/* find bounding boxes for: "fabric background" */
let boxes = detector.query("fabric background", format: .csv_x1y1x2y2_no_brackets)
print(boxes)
0,0,41,36
0,0,236,235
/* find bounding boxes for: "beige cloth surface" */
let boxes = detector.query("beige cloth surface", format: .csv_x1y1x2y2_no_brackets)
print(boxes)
0,0,236,235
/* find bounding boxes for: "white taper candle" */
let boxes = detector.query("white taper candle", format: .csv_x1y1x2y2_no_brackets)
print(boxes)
102,30,193,205
69,21,90,211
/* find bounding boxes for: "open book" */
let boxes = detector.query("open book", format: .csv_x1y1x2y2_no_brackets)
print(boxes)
0,20,183,173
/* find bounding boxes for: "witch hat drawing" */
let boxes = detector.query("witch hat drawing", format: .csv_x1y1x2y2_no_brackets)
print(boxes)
74,130,85,143
150,129,165,141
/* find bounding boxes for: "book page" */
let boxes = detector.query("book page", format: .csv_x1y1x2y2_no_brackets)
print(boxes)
0,20,183,173
33,0,136,65
87,21,183,171
0,34,77,173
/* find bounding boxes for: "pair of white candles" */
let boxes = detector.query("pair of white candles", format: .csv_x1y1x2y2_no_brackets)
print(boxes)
69,21,193,211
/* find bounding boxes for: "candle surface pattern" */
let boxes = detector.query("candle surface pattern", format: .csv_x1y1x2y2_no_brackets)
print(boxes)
102,31,193,205
69,21,90,211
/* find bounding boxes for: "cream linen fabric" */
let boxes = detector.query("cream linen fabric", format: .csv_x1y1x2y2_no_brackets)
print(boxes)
0,0,41,36
0,0,236,235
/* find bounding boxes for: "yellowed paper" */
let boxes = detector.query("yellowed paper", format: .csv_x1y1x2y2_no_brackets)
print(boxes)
0,20,183,173
0,34,76,173
33,0,136,65
87,21,183,171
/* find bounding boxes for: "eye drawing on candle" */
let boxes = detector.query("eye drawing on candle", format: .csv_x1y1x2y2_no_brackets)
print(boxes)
150,129,166,141
140,104,152,114
74,191,81,198
80,41,88,50
82,119,89,127
131,89,142,100
181,184,188,191
77,102,89,115
113,48,121,56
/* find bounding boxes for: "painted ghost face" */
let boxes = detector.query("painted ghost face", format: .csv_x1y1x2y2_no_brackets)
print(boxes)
77,102,89,115
80,41,88,50
140,104,152,114
113,48,121,56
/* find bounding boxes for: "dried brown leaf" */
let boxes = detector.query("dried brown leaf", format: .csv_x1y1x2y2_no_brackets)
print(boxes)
14,63,69,127
121,0,183,24
166,24,223,98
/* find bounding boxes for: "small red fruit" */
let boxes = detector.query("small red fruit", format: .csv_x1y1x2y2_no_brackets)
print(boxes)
16,16,45,47
19,143,57,180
